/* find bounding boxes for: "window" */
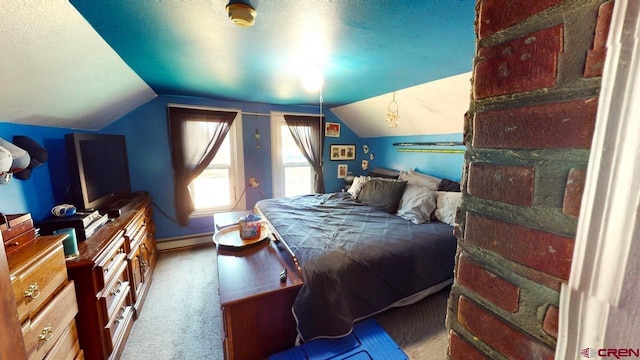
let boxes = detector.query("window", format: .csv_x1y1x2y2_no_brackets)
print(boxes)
184,108,245,214
271,112,313,198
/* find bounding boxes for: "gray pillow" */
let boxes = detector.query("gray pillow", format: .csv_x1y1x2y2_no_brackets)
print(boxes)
396,184,438,224
357,179,407,213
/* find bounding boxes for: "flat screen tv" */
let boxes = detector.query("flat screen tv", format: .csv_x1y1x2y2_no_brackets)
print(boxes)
65,133,132,211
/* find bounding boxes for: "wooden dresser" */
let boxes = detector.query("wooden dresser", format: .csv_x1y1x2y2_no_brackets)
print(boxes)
65,193,157,360
0,231,27,360
215,211,303,360
7,234,83,360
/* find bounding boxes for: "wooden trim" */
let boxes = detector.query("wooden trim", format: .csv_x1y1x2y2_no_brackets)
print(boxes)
557,2,640,357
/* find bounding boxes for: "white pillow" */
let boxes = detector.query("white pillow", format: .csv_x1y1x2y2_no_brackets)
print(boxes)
435,191,462,226
347,176,369,199
396,185,438,224
398,170,442,191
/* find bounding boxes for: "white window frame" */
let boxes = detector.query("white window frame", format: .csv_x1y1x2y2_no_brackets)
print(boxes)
270,111,315,198
168,104,245,216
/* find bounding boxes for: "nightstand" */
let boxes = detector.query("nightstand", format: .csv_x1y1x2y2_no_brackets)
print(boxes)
214,211,303,359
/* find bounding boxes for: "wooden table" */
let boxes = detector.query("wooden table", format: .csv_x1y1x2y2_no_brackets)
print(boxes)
214,211,303,359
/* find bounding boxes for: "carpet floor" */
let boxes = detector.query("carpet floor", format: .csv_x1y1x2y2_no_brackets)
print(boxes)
121,245,450,360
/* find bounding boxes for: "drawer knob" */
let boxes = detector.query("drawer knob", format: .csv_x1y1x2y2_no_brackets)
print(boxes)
110,280,123,296
24,283,41,299
104,249,125,274
38,323,53,342
115,307,126,323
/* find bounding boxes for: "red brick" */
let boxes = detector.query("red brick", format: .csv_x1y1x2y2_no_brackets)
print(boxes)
513,265,563,292
464,213,575,280
542,305,559,339
474,25,563,99
563,169,587,217
449,330,489,360
473,98,598,149
477,0,563,38
457,254,520,313
458,296,555,360
468,163,535,206
585,1,615,77
453,223,463,239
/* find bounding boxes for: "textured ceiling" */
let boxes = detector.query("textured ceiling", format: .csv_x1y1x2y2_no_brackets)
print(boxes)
0,0,156,130
332,72,472,138
0,0,475,133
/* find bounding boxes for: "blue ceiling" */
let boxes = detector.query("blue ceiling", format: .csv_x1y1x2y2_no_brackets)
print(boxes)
70,0,476,108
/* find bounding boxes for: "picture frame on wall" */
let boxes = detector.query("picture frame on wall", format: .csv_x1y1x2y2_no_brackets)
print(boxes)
325,122,341,137
330,144,356,161
337,164,348,178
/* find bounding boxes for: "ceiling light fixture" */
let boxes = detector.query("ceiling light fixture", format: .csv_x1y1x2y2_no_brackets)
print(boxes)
386,92,399,128
226,3,257,27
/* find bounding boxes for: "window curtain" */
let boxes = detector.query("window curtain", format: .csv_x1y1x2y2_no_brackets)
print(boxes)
168,107,237,225
283,115,326,193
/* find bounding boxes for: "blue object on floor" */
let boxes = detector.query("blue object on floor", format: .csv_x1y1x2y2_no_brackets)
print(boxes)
269,318,408,360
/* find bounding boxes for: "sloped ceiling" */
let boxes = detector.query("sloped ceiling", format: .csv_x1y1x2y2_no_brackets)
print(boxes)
0,1,156,130
0,0,475,134
332,72,472,138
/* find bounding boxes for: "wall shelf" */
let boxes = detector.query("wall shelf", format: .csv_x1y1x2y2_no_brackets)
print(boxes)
392,141,465,154
395,148,465,154
392,141,464,147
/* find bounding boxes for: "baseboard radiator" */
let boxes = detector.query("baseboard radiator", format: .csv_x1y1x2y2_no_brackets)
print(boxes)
156,233,214,251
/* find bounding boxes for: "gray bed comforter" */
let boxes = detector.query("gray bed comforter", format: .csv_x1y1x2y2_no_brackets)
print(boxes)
255,192,457,342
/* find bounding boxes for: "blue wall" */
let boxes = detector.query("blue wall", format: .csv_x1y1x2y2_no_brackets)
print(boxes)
0,124,85,219
0,97,462,241
103,95,361,239
364,133,465,181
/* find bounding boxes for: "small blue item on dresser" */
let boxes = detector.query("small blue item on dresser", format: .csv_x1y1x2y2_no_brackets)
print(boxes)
53,227,79,259
51,204,77,217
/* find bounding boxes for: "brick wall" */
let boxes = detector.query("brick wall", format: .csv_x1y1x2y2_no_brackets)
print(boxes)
447,1,614,359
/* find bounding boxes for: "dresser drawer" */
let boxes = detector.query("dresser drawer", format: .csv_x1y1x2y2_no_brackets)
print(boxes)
12,243,67,324
105,283,133,353
128,242,143,300
142,232,157,270
43,321,81,360
23,281,78,360
99,261,130,321
95,233,126,290
123,210,146,254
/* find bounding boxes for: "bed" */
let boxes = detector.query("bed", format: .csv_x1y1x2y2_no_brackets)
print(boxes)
255,169,461,342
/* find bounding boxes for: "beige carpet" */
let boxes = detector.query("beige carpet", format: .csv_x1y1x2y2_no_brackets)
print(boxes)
120,245,224,360
121,245,450,360
375,288,451,360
